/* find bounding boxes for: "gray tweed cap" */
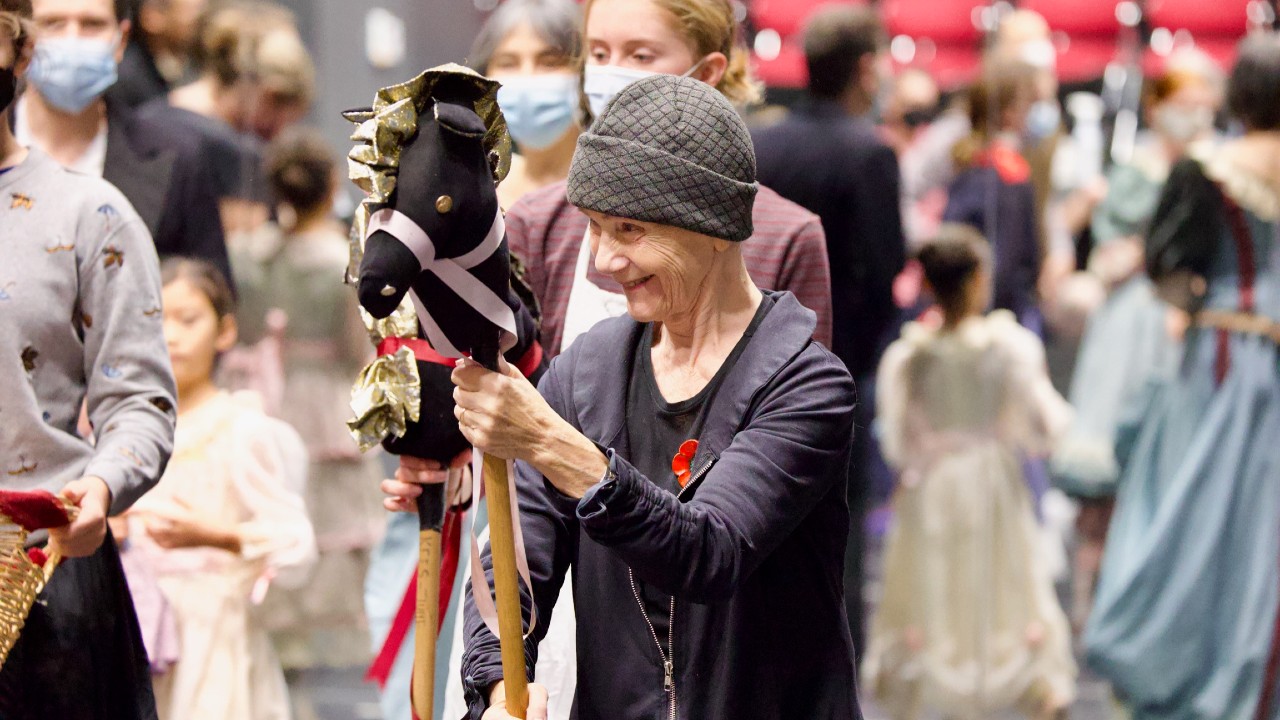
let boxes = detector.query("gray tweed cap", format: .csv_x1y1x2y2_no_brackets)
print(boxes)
567,74,758,242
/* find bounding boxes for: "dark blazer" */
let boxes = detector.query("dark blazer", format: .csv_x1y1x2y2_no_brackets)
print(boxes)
462,291,862,720
107,42,170,110
752,98,907,378
943,162,1041,321
104,101,232,286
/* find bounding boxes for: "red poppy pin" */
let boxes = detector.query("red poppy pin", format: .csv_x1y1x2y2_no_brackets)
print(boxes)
671,439,699,488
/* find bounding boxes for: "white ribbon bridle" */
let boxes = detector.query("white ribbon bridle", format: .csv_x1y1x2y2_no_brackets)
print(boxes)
366,206,518,358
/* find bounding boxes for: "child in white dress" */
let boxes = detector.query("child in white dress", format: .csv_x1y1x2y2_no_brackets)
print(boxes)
862,224,1076,719
127,259,317,720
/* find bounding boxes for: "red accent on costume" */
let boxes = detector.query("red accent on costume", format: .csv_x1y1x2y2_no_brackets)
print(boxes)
974,144,1031,184
377,336,543,378
672,439,699,488
378,337,459,367
515,341,543,378
27,547,48,567
1257,578,1280,720
0,488,73,530
1213,190,1258,385
366,508,465,689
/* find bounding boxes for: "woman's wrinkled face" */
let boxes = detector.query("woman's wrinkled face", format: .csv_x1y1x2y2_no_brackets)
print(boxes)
583,209,722,324
161,278,235,393
486,20,572,78
585,0,698,73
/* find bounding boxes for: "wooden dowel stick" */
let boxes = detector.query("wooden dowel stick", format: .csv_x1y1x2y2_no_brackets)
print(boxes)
483,453,529,718
413,482,447,719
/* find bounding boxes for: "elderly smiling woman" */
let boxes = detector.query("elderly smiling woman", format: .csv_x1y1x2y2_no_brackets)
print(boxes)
386,74,860,720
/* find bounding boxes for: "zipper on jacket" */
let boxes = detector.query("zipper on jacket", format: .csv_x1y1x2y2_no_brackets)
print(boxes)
626,453,714,720
629,568,676,720
677,456,715,500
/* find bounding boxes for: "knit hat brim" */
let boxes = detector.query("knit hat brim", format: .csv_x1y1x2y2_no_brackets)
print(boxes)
567,132,757,242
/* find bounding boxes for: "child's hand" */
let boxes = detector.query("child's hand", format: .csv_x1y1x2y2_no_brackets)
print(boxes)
382,450,472,513
50,476,111,557
144,498,241,553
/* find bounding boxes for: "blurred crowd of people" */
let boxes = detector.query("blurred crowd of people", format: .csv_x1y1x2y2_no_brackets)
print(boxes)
0,0,1278,719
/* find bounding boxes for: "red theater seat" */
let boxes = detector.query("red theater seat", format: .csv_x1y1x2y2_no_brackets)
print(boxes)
1018,0,1120,81
882,0,988,41
1020,0,1119,35
754,43,808,88
882,0,988,90
750,0,869,39
1145,0,1251,35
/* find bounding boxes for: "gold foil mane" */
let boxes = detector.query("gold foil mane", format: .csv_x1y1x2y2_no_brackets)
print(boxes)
344,63,512,451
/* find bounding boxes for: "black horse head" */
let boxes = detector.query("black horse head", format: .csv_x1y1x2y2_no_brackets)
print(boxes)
346,70,543,462
357,95,501,321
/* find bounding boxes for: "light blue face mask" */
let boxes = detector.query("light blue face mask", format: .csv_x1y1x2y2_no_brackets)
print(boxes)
1024,99,1061,144
582,56,708,119
29,35,120,114
496,74,579,151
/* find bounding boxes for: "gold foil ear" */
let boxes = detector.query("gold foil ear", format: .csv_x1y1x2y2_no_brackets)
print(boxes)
344,63,511,285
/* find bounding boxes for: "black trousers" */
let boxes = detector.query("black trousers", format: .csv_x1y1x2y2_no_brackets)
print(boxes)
0,529,156,720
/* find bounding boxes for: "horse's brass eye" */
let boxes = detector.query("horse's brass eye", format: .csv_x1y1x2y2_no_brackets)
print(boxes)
380,284,397,297
436,195,453,213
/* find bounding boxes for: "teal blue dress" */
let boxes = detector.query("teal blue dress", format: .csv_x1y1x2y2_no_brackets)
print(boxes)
1052,149,1181,498
1085,153,1280,719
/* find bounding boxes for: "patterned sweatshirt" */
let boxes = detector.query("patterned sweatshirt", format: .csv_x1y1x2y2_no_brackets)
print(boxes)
0,148,176,515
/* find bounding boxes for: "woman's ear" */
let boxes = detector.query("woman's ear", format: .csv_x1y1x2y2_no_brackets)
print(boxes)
14,34,33,77
692,52,729,89
711,237,733,253
215,315,239,353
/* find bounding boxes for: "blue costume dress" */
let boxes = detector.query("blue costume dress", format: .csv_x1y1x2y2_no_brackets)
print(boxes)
1085,150,1280,719
1051,142,1182,498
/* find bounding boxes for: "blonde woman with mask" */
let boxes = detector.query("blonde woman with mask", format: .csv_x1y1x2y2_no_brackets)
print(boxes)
504,0,833,357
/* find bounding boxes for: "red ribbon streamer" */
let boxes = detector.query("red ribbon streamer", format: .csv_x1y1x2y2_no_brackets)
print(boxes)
365,508,464,689
377,336,543,378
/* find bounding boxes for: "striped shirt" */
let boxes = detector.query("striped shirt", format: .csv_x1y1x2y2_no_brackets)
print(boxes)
506,180,833,357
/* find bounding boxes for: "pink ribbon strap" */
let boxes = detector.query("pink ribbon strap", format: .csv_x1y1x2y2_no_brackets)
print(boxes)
366,207,518,358
467,451,537,641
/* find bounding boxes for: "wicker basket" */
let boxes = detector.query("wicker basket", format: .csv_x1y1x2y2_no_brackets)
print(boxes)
0,493,77,670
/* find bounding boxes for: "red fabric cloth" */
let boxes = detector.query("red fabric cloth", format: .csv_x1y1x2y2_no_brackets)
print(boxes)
366,507,465,688
974,145,1032,185
378,337,459,367
377,330,542,376
505,180,834,356
0,489,72,531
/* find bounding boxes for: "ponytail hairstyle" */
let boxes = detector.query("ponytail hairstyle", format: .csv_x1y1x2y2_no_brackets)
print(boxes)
917,223,991,324
952,60,1037,168
581,0,762,107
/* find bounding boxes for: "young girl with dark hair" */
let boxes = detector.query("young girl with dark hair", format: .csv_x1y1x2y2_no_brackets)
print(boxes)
126,258,316,720
224,127,385,674
864,224,1076,719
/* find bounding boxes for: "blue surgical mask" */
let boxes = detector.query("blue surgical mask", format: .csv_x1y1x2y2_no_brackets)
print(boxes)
496,74,578,151
1024,99,1061,144
583,57,708,119
29,35,120,114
